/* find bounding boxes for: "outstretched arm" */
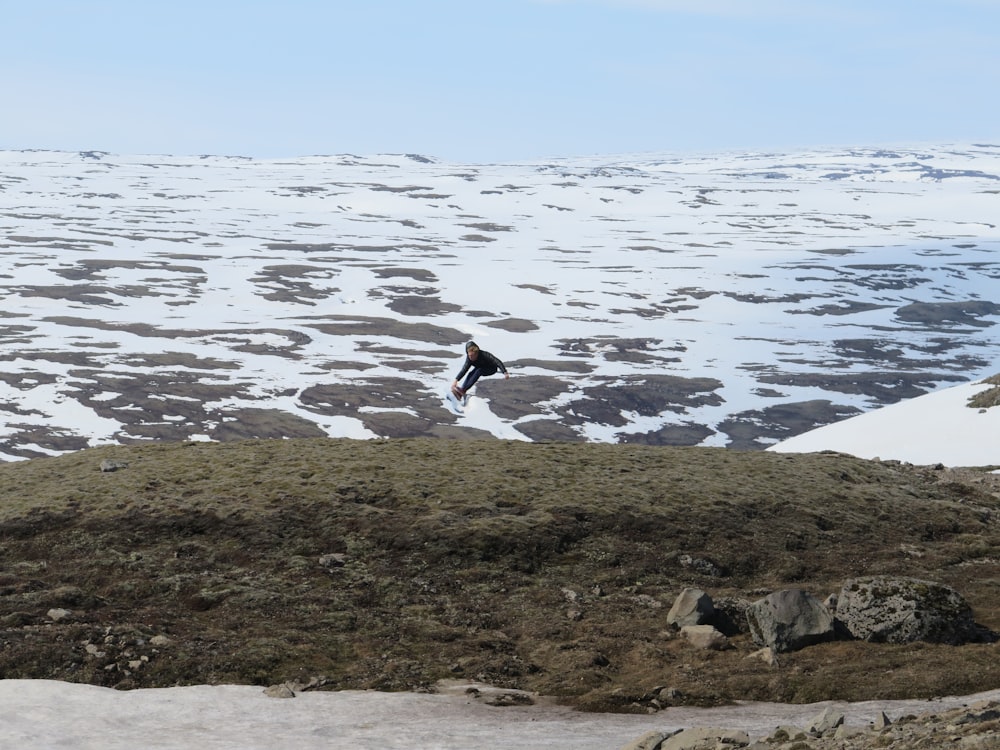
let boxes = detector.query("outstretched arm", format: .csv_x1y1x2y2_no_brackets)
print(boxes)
482,351,508,376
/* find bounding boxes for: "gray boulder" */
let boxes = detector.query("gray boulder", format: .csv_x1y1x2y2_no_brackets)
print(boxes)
666,588,715,629
745,589,835,653
836,576,981,644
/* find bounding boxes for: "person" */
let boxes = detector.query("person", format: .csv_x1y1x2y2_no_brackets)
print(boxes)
452,341,508,401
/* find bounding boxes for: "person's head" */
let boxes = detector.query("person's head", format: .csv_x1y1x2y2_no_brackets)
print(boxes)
466,341,480,360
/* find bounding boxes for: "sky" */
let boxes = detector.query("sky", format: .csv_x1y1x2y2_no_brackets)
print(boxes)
3,0,1000,162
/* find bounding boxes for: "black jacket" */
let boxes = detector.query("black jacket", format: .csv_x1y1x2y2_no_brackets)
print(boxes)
456,350,507,379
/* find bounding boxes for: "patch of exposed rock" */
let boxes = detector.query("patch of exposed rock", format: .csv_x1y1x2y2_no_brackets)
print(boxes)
620,698,1000,750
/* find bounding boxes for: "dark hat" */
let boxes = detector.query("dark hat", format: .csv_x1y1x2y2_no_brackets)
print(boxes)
466,340,479,351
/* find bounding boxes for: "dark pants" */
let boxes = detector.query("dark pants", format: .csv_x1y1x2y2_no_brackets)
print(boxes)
461,365,496,392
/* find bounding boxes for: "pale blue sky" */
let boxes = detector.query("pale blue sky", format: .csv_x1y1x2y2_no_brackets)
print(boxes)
4,0,999,161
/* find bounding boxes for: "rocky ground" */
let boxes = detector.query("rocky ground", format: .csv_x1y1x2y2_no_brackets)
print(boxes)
623,697,1000,749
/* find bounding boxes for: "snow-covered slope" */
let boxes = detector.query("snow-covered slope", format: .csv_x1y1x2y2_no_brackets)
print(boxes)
768,376,1000,466
1,144,999,461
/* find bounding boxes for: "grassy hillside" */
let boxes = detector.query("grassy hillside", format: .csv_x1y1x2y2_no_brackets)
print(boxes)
0,438,998,711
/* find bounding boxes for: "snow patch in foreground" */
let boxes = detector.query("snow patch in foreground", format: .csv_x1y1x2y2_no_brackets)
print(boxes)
3,679,999,750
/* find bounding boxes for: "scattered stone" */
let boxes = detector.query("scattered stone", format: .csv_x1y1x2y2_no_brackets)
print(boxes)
47,608,72,622
464,685,535,707
633,593,662,609
623,700,1000,750
99,459,128,472
680,624,728,651
767,726,808,743
677,554,723,577
263,683,296,699
149,635,172,647
806,706,844,735
562,587,580,603
481,690,534,707
281,676,333,693
745,589,835,653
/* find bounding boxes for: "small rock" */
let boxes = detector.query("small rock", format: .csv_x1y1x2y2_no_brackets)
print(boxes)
150,635,172,647
319,553,348,569
47,608,72,622
100,459,129,472
768,726,808,742
619,729,672,750
482,690,534,707
263,684,296,699
680,624,728,650
807,706,845,735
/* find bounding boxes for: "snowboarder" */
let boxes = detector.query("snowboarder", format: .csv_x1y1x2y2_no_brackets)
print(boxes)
451,341,508,402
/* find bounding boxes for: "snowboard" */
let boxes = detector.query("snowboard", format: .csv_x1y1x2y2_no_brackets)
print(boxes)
446,388,467,414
